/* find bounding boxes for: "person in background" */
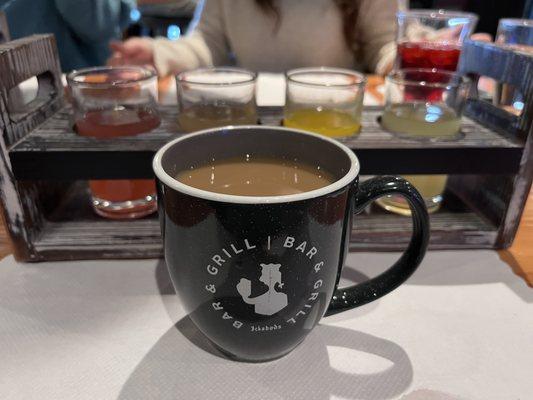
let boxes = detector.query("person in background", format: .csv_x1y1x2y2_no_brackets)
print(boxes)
138,0,198,18
108,0,399,76
131,0,198,38
0,0,135,71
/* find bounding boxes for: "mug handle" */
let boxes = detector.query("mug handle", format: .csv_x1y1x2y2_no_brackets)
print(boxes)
326,176,430,316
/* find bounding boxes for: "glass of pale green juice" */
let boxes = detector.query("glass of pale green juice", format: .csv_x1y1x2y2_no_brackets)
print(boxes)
379,68,471,215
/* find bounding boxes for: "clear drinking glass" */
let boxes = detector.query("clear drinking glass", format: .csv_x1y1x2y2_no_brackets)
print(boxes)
177,67,258,132
396,9,478,71
378,68,470,215
283,67,366,138
497,18,533,48
68,66,160,220
494,19,533,114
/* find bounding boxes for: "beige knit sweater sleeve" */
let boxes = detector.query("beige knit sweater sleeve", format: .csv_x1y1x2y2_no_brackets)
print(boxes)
355,0,398,75
152,0,229,76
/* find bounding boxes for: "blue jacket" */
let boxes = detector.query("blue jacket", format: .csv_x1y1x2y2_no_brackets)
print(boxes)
1,0,135,71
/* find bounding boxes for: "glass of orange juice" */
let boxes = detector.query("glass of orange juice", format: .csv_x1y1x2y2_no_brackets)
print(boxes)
68,66,160,219
284,67,366,138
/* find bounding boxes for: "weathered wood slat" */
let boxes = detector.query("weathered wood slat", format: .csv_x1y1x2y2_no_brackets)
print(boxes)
459,40,533,139
34,220,163,260
0,34,67,260
456,41,533,248
448,175,513,227
497,120,533,247
0,35,63,146
9,105,524,179
31,209,497,261
11,106,521,151
351,207,497,250
24,181,498,261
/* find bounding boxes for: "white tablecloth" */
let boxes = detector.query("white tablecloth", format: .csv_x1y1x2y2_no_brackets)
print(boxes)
0,251,531,400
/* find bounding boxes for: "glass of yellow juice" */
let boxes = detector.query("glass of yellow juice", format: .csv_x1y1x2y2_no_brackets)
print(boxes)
378,68,470,215
284,67,366,138
177,68,258,132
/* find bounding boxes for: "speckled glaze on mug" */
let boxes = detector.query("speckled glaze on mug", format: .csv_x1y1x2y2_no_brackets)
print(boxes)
153,126,429,362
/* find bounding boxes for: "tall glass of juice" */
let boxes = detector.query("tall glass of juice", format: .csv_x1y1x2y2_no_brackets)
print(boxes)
378,68,470,215
388,9,476,216
284,67,366,138
396,9,478,72
496,18,533,49
177,67,257,132
68,66,160,219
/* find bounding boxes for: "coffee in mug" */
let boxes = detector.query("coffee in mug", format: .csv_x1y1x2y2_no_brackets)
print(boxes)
175,156,335,196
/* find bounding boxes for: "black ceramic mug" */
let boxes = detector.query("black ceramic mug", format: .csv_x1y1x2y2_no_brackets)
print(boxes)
153,126,429,362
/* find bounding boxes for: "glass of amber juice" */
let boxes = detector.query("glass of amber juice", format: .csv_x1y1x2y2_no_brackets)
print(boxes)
378,68,470,215
68,66,160,219
177,67,258,132
284,67,366,138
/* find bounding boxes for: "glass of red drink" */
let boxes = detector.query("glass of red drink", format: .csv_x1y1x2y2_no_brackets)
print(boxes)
396,9,478,72
68,66,160,219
